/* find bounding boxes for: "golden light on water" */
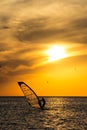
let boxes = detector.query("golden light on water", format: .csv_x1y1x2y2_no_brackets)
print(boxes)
46,45,68,62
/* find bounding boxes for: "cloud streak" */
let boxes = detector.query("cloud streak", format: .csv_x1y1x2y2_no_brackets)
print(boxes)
14,16,87,43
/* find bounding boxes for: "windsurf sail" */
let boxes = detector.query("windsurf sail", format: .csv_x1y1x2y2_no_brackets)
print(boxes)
18,82,40,108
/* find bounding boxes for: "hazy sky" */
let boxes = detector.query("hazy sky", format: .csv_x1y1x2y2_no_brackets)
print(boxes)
0,0,87,96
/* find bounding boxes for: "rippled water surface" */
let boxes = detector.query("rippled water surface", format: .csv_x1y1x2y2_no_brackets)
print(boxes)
0,97,87,130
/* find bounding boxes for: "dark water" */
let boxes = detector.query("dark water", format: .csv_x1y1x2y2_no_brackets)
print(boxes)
0,97,87,130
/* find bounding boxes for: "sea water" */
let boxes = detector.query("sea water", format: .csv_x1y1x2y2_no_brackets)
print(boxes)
0,97,87,130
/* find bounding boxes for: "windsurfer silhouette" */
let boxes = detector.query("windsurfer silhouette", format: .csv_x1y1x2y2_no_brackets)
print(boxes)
38,97,46,109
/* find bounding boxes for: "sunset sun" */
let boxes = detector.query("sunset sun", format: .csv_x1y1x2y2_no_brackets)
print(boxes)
47,45,68,62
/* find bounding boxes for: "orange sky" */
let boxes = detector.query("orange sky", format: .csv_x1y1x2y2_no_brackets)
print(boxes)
0,0,87,96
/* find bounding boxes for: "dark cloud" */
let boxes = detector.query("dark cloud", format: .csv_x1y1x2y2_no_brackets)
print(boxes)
13,17,49,42
13,17,65,42
0,58,33,84
13,16,87,44
1,59,29,69
0,15,10,30
0,49,46,77
72,18,87,29
0,0,87,44
64,17,87,43
0,42,11,51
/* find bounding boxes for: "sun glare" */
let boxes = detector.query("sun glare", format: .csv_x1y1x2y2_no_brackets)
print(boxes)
47,45,67,62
